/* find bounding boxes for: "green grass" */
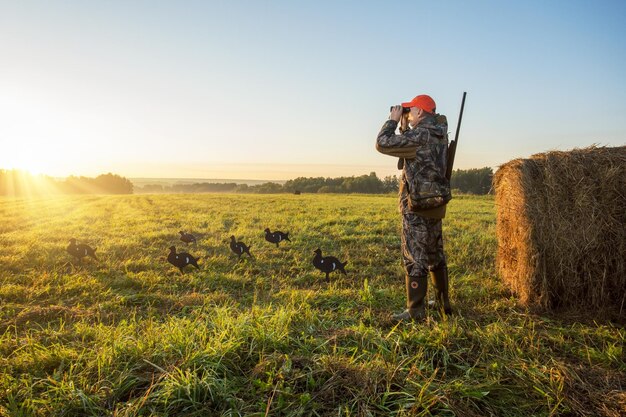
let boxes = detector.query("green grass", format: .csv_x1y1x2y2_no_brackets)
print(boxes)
0,193,624,416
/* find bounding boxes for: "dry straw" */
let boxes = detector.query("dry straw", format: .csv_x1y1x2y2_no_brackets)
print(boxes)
494,145,626,316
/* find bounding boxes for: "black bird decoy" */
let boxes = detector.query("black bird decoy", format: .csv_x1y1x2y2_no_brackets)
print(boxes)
179,230,197,245
167,246,200,274
264,228,291,247
229,236,252,259
312,248,347,282
66,238,98,263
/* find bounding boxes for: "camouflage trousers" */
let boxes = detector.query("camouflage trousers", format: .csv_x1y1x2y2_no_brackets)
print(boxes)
401,212,446,277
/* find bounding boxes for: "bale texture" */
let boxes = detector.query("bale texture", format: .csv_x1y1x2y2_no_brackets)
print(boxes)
494,146,626,315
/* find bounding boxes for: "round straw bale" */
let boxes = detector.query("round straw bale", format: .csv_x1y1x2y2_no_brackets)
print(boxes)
494,145,626,316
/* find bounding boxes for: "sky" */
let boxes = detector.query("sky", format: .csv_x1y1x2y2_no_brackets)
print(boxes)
1,0,625,180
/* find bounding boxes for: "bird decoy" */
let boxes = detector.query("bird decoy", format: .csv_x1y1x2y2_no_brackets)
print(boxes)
179,230,197,245
229,236,252,259
66,238,98,263
264,228,291,247
167,246,200,274
312,248,347,282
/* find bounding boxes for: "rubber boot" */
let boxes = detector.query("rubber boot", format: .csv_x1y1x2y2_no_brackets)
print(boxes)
430,264,452,315
392,275,428,322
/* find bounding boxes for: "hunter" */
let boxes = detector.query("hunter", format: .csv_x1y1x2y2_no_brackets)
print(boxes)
376,94,453,321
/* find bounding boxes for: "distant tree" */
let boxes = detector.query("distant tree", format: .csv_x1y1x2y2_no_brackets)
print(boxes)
450,167,493,194
284,177,326,193
342,172,382,193
169,182,238,193
139,184,165,193
248,182,283,193
284,172,390,194
0,170,134,195
58,175,92,194
317,185,335,193
93,173,133,194
382,175,399,193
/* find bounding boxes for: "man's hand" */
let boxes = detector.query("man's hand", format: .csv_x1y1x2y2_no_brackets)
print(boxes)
389,105,403,122
400,113,409,133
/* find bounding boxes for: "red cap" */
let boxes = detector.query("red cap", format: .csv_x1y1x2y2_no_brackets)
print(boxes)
401,95,436,113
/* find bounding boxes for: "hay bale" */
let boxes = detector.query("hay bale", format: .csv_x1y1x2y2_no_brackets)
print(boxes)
494,145,626,316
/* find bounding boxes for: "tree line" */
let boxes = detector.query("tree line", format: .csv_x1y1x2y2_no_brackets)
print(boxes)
1,167,493,196
449,167,493,194
136,172,400,194
0,170,133,196
136,168,493,195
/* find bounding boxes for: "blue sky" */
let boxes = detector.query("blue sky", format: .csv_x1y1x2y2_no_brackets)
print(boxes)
1,0,624,179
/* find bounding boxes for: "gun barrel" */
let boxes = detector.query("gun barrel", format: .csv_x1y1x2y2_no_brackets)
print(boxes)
446,92,467,181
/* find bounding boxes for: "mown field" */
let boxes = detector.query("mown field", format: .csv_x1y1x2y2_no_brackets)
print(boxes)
0,193,624,416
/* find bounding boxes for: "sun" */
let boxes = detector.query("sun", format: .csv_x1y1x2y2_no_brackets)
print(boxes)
0,152,64,196
1,155,53,176
10,164,44,176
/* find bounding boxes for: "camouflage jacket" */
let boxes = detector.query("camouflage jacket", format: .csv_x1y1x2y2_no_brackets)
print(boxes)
376,115,451,216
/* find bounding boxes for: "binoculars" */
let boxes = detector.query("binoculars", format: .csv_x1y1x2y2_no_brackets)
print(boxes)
390,106,411,114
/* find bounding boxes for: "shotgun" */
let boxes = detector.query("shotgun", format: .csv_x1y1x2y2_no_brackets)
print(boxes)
446,92,467,181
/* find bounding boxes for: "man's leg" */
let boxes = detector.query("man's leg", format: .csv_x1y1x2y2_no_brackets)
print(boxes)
430,262,452,315
393,212,430,321
426,219,452,315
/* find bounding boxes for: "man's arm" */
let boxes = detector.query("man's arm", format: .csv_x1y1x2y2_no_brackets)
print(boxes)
375,119,419,159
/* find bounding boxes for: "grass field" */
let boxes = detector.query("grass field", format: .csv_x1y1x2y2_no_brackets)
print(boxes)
1,193,624,416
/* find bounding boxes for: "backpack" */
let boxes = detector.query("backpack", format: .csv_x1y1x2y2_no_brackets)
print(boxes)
405,114,452,210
